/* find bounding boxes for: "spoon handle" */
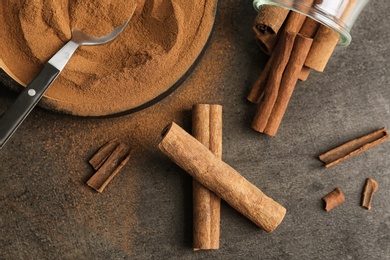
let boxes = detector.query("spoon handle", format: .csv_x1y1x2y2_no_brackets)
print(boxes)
0,63,60,149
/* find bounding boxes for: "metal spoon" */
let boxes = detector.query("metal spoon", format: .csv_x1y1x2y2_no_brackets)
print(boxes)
0,10,135,149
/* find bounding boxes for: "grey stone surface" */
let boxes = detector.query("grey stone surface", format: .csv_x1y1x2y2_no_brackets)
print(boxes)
1,0,389,259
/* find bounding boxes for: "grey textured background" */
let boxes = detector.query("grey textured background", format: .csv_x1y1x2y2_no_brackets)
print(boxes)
1,0,389,259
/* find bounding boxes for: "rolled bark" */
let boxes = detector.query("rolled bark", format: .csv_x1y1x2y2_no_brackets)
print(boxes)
304,25,340,72
87,143,130,193
254,5,289,35
361,178,378,210
299,17,320,38
89,139,119,170
247,54,274,103
253,5,290,54
319,128,389,168
263,34,313,136
192,104,222,250
252,31,296,132
323,188,345,211
158,122,286,232
298,66,311,81
254,32,280,55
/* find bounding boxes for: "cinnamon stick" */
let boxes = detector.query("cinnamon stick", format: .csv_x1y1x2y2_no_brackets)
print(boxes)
323,187,345,211
158,122,286,232
299,17,320,38
319,128,389,168
254,5,289,35
361,178,378,210
247,54,274,103
297,17,320,80
298,66,311,81
87,143,130,192
89,139,119,170
263,34,313,136
254,32,280,55
304,25,339,72
251,31,296,130
192,104,222,250
282,11,307,34
253,5,290,54
304,0,357,71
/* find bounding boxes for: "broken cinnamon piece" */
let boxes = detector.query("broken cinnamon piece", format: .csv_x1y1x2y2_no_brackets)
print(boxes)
87,143,130,192
323,188,345,211
253,5,290,54
251,31,296,131
88,139,119,170
158,122,286,232
298,66,311,81
361,178,378,210
192,104,222,250
263,34,313,136
319,128,389,168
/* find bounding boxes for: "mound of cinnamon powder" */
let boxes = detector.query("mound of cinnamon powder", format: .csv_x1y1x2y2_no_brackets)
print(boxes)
0,0,217,116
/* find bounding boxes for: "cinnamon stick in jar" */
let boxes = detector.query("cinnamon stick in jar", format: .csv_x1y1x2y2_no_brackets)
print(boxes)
263,34,313,136
251,31,296,132
304,0,358,71
304,25,340,72
299,17,320,38
158,122,286,232
192,104,222,250
253,5,290,54
247,32,296,117
254,5,289,35
297,17,320,81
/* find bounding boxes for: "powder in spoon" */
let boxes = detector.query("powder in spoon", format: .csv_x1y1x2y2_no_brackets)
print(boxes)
0,0,217,116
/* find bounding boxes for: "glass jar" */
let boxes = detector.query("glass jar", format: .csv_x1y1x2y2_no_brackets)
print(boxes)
253,0,370,46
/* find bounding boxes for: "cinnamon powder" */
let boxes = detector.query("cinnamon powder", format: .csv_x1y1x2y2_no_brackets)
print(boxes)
0,0,217,116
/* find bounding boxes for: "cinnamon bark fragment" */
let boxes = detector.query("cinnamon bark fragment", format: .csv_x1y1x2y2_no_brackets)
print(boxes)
323,188,345,211
158,122,286,232
319,128,389,168
192,104,222,250
88,139,119,170
263,34,313,136
361,178,378,210
253,5,290,54
87,143,130,192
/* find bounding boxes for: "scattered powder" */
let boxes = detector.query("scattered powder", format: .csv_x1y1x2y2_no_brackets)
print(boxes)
0,0,217,116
